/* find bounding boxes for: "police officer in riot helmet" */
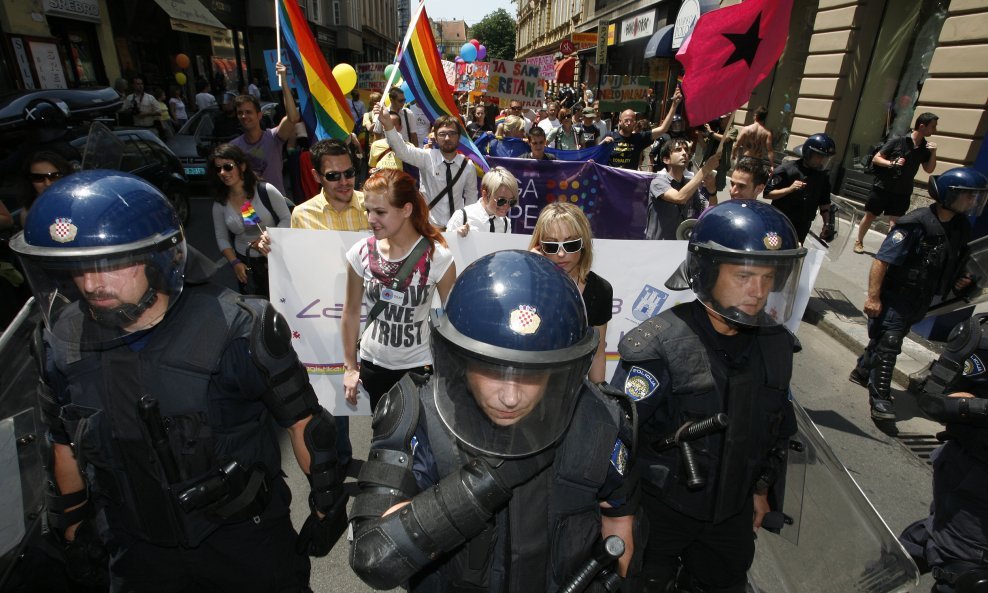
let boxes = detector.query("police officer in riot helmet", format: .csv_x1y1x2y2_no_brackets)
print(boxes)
612,200,805,593
10,171,346,592
349,250,639,592
900,313,988,593
764,133,836,244
851,167,988,436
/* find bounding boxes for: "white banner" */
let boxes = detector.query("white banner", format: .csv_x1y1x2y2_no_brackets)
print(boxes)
268,229,823,416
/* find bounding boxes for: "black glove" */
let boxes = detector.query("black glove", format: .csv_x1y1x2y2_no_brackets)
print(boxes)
63,520,109,589
296,488,349,557
483,446,557,489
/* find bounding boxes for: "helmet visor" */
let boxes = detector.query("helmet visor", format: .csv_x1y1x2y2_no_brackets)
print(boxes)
433,336,592,458
687,251,805,327
945,187,988,217
19,241,186,348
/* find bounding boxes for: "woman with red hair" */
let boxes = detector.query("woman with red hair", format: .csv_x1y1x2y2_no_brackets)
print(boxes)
341,169,457,410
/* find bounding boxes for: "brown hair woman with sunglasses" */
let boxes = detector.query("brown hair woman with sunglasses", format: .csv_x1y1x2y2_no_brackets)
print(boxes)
19,151,74,228
450,166,518,236
209,143,291,297
341,169,457,411
528,202,612,383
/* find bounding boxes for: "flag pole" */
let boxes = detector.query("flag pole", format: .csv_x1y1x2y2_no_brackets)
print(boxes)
275,1,281,61
381,0,424,106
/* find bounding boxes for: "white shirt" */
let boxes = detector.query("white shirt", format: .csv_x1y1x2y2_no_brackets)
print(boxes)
168,97,188,122
374,107,415,143
449,201,511,233
384,128,478,228
125,92,161,127
248,83,260,99
538,118,561,134
409,104,431,147
594,119,610,137
196,92,217,111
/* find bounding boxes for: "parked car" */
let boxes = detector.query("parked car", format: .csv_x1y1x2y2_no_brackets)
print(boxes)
166,103,277,183
0,87,120,132
70,128,191,223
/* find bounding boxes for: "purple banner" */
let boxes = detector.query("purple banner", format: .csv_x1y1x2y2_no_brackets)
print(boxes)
489,157,654,240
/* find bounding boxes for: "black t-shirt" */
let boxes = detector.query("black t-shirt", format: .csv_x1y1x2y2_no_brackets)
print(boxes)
607,130,652,170
582,271,613,327
576,124,600,148
874,134,932,195
520,151,556,161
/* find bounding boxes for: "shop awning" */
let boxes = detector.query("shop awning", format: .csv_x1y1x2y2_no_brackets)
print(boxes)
153,0,226,37
644,24,675,59
554,57,576,84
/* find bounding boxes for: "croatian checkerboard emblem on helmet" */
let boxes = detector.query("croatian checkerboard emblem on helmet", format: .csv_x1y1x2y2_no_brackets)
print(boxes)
763,231,782,250
49,218,77,243
508,304,541,335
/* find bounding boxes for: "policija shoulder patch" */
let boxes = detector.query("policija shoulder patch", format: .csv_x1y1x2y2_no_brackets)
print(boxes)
624,366,660,401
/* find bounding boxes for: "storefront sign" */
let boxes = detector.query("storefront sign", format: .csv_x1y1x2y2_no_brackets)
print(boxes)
597,75,651,113
10,38,36,89
673,0,718,49
596,29,608,65
487,59,544,108
621,10,655,44
525,55,556,81
455,61,489,92
648,58,670,83
42,0,101,22
357,62,386,92
559,39,575,55
572,32,598,49
29,41,67,89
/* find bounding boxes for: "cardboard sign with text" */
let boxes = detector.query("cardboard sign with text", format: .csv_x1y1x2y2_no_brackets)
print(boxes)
455,61,489,92
525,55,557,81
487,59,545,108
598,75,651,113
357,62,386,92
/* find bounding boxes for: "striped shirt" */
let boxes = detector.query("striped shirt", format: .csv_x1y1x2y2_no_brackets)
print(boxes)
290,190,368,231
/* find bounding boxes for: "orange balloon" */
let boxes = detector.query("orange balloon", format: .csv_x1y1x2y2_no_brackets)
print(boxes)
175,54,191,69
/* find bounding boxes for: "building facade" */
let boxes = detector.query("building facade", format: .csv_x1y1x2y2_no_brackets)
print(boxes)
432,19,468,61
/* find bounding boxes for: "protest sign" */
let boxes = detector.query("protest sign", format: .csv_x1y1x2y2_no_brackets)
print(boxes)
455,61,489,92
487,59,545,107
525,55,556,81
357,62,386,91
267,229,823,416
262,49,298,91
441,59,456,87
597,75,651,113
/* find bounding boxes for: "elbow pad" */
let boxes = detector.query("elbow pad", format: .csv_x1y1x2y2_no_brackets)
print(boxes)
303,408,341,513
921,393,988,427
350,458,511,589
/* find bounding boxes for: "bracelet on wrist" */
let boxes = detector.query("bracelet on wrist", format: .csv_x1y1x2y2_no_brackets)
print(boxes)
229,258,242,267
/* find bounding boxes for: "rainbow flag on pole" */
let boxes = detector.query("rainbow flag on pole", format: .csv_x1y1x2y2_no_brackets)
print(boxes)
277,0,353,141
396,2,489,172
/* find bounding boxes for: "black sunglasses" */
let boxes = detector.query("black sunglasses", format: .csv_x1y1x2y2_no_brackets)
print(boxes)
540,238,583,255
29,171,64,182
495,197,518,207
322,167,357,182
214,163,237,172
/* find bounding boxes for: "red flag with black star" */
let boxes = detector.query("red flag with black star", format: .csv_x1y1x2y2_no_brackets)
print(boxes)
675,0,793,125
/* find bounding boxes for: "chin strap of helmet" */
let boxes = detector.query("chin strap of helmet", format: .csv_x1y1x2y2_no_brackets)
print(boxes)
707,298,760,329
88,286,158,328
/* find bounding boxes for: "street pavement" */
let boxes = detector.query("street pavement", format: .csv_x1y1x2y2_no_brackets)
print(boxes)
184,194,945,591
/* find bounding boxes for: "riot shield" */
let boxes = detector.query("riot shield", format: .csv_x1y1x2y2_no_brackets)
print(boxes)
806,195,862,260
747,398,919,593
80,121,124,171
924,234,988,319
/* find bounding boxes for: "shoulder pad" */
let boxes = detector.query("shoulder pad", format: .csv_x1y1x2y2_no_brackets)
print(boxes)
618,315,670,362
241,299,293,361
371,374,422,452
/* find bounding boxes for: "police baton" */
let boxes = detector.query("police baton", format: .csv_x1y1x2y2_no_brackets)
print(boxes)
138,395,181,484
554,535,625,593
653,413,729,490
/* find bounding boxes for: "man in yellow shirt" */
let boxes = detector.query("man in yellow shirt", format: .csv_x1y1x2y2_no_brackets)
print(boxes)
289,138,368,469
291,139,368,232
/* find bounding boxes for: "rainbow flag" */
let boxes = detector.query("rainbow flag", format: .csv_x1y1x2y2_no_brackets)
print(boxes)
277,0,353,141
241,200,261,226
396,3,489,172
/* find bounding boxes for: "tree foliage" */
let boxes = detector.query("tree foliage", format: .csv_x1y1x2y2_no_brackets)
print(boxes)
469,9,517,61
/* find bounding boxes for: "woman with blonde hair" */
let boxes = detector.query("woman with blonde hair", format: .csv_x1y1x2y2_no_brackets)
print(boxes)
528,203,612,383
450,166,518,235
341,169,457,410
495,114,526,140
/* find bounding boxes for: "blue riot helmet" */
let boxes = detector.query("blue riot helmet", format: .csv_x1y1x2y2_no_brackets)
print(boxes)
802,133,836,170
684,201,807,327
929,166,988,217
10,170,186,348
430,250,598,458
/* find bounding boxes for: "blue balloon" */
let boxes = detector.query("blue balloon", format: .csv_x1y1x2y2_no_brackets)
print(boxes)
400,81,413,103
460,42,478,62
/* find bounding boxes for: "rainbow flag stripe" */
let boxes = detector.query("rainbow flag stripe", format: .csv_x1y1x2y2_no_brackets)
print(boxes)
277,0,353,141
241,200,261,226
397,4,489,172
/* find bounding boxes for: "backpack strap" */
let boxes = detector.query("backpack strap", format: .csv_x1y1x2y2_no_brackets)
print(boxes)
256,182,279,227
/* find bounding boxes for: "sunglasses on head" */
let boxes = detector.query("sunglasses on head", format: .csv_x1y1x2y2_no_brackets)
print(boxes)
540,238,583,255
494,197,518,207
214,163,237,172
29,171,64,182
322,167,356,182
